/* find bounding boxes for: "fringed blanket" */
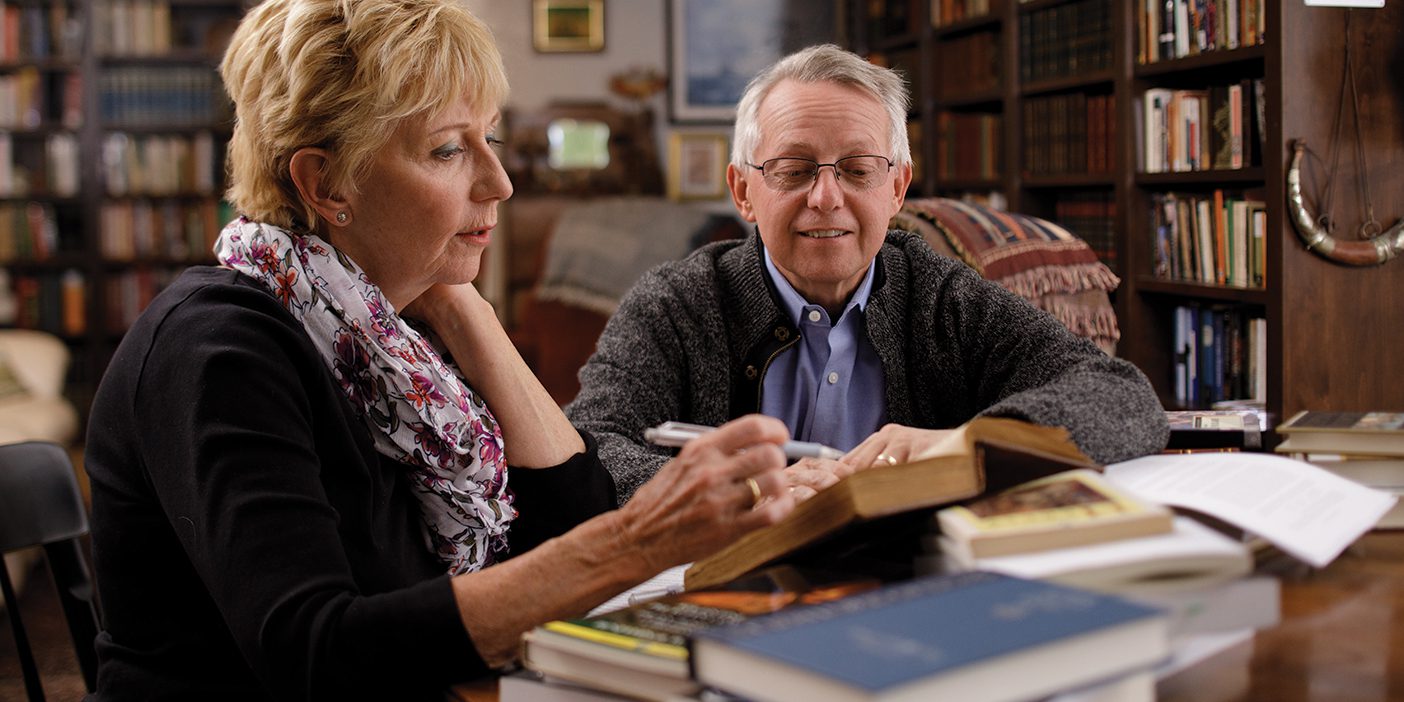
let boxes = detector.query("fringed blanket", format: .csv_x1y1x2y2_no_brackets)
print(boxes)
892,198,1122,355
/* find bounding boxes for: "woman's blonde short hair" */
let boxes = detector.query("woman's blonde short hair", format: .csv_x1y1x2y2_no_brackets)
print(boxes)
220,0,508,231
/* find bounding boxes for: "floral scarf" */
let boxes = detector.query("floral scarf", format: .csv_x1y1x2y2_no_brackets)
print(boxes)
215,218,513,575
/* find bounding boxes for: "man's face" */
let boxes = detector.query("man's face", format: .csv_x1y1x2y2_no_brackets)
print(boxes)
727,79,912,311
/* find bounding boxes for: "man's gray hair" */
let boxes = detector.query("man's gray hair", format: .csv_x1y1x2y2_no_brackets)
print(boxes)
730,44,911,170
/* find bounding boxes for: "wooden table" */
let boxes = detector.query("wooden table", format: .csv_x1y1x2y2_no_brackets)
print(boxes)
453,532,1404,702
1159,531,1404,701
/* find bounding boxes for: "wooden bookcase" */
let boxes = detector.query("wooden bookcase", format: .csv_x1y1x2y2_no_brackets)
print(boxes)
1,0,243,415
853,0,1404,429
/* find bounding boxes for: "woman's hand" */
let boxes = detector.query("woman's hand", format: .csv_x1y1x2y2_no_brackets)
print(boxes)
616,415,796,575
400,282,493,333
840,423,959,472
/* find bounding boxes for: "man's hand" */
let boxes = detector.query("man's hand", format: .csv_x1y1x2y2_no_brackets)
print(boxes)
841,424,959,472
783,458,857,501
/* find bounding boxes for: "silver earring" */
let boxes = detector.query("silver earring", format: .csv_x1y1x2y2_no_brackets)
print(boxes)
335,211,348,224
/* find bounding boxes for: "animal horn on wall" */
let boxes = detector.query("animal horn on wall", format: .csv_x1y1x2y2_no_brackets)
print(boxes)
1287,140,1404,266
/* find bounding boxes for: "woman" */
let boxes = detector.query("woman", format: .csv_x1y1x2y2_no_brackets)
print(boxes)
82,0,795,699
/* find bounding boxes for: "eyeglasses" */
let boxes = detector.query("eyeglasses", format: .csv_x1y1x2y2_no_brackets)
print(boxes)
746,155,894,192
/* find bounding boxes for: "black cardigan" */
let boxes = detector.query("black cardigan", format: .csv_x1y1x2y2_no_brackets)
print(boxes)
84,267,616,701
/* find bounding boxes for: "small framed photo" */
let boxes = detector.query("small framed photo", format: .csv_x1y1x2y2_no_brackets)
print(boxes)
668,132,729,201
532,0,605,53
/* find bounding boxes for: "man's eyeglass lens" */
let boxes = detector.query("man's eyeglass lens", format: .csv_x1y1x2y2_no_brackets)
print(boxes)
751,156,892,191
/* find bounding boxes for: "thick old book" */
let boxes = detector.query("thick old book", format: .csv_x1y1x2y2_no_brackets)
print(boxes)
1275,410,1404,457
520,566,881,701
684,417,1096,590
936,469,1174,561
690,571,1169,702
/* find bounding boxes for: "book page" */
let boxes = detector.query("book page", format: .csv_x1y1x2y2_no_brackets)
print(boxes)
1103,453,1396,567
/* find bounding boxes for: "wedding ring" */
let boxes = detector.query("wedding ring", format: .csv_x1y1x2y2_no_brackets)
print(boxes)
744,477,763,508
875,453,898,467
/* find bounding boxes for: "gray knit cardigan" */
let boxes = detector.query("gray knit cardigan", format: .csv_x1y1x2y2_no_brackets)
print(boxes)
567,230,1169,502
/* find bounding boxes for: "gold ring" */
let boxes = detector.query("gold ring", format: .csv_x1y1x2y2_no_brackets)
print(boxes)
744,477,763,508
875,453,897,467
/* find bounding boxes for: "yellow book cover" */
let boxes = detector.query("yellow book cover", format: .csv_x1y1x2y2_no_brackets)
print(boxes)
938,469,1173,561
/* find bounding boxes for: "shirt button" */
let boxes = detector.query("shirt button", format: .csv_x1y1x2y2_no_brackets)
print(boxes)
807,309,822,323
827,371,839,384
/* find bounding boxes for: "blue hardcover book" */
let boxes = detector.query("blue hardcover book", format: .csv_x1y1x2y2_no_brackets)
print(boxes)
691,571,1168,702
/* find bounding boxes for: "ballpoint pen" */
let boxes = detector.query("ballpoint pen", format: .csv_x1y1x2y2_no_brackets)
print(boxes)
643,421,846,461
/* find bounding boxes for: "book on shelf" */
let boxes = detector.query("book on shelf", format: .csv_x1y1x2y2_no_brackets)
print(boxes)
1275,411,1404,457
1164,409,1264,450
684,417,1096,590
935,469,1174,561
690,571,1169,702
521,565,883,702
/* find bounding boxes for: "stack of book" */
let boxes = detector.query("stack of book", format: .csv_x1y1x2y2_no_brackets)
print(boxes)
1276,411,1404,529
517,567,1171,702
511,418,1396,701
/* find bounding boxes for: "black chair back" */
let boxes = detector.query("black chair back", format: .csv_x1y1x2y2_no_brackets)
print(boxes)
0,441,101,701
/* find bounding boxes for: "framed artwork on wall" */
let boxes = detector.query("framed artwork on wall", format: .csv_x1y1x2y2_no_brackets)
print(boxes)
668,132,729,200
532,0,605,53
666,0,841,124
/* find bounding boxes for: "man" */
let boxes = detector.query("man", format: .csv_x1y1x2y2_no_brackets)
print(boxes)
568,44,1167,502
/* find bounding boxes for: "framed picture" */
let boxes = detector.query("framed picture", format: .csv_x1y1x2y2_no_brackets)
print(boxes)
667,0,841,123
668,132,729,200
532,0,605,53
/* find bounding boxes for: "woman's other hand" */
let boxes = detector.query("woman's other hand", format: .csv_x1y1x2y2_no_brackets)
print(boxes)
840,423,959,472
617,415,796,575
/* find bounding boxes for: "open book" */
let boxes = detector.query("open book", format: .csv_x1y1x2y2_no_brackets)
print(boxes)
683,417,1096,590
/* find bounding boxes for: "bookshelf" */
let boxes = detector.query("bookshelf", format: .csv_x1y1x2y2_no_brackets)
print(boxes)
853,1,1404,431
0,0,242,415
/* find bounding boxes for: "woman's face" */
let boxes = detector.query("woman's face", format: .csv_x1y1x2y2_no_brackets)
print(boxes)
332,95,512,309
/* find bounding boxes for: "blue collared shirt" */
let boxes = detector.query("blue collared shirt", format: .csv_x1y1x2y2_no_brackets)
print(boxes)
759,251,886,452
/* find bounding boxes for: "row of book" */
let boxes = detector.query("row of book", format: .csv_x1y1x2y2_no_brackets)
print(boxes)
0,1,83,63
1172,304,1266,409
1137,0,1268,65
862,0,921,43
1276,411,1404,530
91,0,173,57
1019,0,1113,84
1053,190,1117,270
507,416,1395,701
1022,92,1115,176
97,66,230,128
0,131,80,198
0,68,82,131
102,131,222,197
99,197,230,262
933,111,1000,182
1150,190,1266,289
1140,81,1263,174
934,30,999,100
0,201,80,262
931,0,991,27
100,266,180,333
6,269,85,336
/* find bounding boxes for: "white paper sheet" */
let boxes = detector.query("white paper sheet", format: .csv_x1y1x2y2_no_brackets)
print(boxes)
1104,452,1396,567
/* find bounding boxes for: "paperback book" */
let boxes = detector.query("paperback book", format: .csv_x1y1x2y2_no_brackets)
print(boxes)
936,469,1174,561
1275,410,1404,457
